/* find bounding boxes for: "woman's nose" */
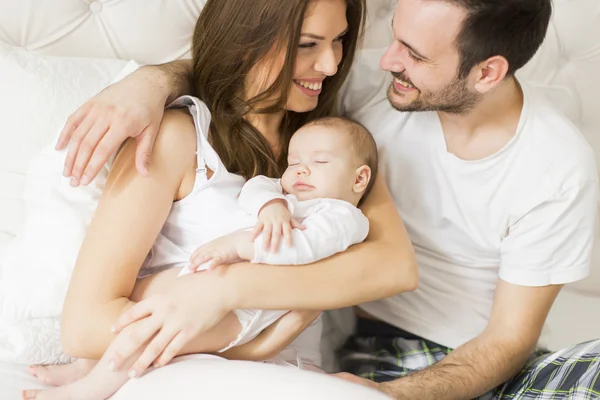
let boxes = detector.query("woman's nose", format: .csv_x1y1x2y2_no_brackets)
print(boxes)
315,47,339,77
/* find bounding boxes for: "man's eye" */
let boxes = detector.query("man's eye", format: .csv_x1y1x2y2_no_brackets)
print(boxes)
407,51,422,62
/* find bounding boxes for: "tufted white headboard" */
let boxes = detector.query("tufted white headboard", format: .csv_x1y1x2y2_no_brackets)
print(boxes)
0,0,206,64
1,0,599,348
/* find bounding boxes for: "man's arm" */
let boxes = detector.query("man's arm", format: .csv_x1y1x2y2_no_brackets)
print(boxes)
154,60,194,104
375,280,562,399
59,59,194,185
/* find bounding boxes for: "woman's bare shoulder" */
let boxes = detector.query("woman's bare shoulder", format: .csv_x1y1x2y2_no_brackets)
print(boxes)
140,108,197,176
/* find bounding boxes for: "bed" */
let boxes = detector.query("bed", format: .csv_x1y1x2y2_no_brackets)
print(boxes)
0,0,599,398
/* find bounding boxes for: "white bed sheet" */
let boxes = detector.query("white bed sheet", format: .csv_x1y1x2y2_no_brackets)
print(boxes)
0,362,49,399
0,356,391,400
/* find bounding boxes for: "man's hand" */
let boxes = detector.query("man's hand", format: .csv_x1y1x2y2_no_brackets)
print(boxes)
334,373,395,397
252,199,305,252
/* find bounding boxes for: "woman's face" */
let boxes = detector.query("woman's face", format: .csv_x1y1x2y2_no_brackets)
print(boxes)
246,0,349,113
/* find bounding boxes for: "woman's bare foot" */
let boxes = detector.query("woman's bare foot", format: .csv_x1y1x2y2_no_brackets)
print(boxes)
22,375,109,400
28,359,97,386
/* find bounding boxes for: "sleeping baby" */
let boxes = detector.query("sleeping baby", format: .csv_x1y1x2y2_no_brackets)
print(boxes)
25,116,379,400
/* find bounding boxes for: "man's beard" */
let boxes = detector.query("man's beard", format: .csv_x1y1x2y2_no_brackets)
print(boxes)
388,72,480,114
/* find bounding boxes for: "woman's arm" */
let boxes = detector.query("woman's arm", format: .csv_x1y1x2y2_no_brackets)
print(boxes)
109,174,418,372
203,172,418,310
60,109,197,359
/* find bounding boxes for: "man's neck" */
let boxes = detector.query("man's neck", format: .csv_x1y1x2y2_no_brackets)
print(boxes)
437,77,524,161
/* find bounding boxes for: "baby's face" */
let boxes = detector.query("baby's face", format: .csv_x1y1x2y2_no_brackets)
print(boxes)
281,124,359,203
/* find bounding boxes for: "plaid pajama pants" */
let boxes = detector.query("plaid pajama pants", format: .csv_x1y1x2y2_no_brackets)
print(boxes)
338,318,600,399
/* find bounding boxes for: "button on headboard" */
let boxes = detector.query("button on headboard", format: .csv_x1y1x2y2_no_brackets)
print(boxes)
0,0,206,64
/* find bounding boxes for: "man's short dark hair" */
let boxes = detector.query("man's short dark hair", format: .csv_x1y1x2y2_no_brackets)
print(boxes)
443,0,552,78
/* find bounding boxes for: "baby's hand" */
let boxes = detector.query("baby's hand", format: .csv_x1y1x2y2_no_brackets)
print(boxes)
252,199,305,253
189,231,251,272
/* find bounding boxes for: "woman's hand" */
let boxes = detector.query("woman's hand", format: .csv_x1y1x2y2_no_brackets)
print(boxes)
58,66,171,186
108,273,235,376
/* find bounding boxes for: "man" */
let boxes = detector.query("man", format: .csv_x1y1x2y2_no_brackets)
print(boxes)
58,0,600,398
332,0,600,399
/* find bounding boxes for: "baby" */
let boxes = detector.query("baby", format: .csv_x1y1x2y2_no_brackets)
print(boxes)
25,116,378,400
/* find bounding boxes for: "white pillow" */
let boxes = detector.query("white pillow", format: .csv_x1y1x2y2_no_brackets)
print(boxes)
0,44,129,252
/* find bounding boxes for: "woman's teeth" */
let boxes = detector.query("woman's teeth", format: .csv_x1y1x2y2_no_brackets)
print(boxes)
394,77,415,89
296,80,322,91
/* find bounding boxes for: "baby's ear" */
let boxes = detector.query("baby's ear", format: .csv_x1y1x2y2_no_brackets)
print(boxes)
353,165,371,194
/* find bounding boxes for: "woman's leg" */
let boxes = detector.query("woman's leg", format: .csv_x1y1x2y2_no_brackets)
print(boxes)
24,309,242,400
28,266,203,387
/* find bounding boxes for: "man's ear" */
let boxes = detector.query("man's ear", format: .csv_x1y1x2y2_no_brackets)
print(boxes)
472,55,510,94
353,165,372,194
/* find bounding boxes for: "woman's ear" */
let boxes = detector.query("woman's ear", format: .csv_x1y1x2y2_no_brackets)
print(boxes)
353,165,372,194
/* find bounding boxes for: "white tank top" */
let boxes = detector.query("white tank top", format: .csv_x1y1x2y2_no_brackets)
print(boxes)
140,96,256,275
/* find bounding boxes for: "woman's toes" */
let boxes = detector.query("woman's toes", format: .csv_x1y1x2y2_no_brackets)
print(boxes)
22,389,40,399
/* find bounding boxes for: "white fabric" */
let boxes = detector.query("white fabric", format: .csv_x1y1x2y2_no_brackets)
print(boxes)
0,0,598,395
0,357,390,400
0,60,140,365
0,0,206,65
239,176,370,265
340,49,599,349
0,43,130,255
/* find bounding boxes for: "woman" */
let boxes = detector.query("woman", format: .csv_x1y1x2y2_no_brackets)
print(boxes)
29,0,417,394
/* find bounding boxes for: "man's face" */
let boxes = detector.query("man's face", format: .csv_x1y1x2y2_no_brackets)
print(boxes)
380,0,481,114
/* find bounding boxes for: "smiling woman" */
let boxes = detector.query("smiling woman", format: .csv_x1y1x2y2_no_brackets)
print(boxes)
19,0,417,399
191,0,364,181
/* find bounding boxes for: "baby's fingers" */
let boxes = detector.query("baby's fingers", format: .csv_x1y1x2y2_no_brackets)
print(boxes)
262,224,273,250
291,219,306,230
283,223,293,247
189,249,212,271
207,256,224,271
270,226,282,253
251,222,264,242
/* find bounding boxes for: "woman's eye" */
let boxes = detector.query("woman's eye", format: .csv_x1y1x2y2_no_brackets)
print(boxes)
299,42,316,49
315,161,329,164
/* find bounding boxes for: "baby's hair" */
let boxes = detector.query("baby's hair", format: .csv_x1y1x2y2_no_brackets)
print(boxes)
304,116,378,203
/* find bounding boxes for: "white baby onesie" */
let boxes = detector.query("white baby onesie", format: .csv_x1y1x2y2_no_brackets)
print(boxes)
180,175,369,367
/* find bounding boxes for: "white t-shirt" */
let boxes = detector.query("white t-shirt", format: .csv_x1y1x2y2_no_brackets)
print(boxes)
340,49,599,349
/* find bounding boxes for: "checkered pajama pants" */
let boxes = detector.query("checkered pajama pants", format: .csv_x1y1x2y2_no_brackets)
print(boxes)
339,319,600,399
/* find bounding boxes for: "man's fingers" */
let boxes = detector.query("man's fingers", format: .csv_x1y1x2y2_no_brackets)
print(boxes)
79,126,130,185
56,105,88,151
135,125,158,176
64,117,95,180
70,121,108,185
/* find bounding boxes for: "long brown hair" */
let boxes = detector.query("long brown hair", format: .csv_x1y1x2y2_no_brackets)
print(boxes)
191,0,366,180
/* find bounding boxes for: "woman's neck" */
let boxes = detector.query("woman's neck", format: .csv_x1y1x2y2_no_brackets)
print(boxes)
246,110,286,155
